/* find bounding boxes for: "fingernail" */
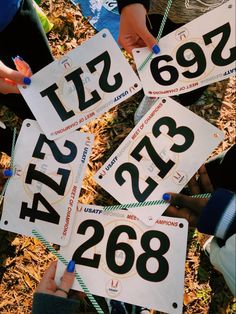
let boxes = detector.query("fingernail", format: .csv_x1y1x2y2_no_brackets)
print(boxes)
23,77,31,85
16,55,24,61
152,44,160,54
162,193,171,201
67,260,75,273
3,169,13,177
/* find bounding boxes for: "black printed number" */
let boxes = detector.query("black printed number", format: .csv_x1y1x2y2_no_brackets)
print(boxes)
20,193,60,224
19,134,77,225
72,220,104,268
40,51,122,120
137,230,170,282
151,22,236,85
73,220,170,282
115,116,194,202
106,225,136,274
203,22,236,66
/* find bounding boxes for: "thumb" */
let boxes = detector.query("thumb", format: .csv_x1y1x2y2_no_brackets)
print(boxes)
137,27,158,52
0,61,30,85
55,260,75,298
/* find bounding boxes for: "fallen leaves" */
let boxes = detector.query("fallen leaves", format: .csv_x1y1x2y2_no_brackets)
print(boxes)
0,0,235,313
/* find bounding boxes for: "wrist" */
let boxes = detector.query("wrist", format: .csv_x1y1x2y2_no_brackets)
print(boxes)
117,0,150,14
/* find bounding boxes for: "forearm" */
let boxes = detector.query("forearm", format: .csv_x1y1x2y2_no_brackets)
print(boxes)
197,188,236,241
32,293,80,314
117,0,150,13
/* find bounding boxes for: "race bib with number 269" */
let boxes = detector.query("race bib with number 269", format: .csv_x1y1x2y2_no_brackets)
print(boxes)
133,0,235,97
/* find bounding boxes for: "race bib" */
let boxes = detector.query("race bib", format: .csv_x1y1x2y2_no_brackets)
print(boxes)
56,204,188,314
94,97,224,226
133,0,235,97
0,120,93,245
19,29,141,140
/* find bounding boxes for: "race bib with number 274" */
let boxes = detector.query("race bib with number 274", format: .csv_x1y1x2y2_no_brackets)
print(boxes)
0,120,93,245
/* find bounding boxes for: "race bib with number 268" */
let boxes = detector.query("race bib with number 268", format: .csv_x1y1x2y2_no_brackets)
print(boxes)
56,204,188,314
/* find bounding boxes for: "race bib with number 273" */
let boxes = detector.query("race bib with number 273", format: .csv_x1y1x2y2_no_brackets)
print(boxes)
94,97,224,226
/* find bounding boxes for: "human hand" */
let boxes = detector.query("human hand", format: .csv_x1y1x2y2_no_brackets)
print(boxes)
163,165,214,227
36,260,75,298
0,168,13,192
118,4,159,55
0,58,31,95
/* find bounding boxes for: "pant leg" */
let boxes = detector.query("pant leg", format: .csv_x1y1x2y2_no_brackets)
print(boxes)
205,144,236,193
0,0,54,153
0,0,54,120
0,127,15,156
0,0,53,72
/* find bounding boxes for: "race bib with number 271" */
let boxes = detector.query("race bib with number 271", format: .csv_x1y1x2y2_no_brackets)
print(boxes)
19,29,142,140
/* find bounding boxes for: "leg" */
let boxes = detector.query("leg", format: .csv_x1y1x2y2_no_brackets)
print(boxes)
0,127,15,156
0,0,54,120
0,0,54,153
205,144,236,193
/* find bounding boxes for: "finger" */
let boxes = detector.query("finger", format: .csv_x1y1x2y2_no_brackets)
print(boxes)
36,260,58,293
119,36,145,56
43,260,57,280
198,165,214,193
0,169,13,179
13,57,33,77
188,174,201,195
55,260,75,298
164,205,198,227
136,27,158,52
163,192,207,215
0,79,20,94
0,61,31,85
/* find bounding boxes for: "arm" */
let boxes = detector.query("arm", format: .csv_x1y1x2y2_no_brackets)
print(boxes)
164,184,236,295
164,188,236,241
209,235,236,296
32,260,80,314
32,293,80,314
117,1,158,55
117,0,150,13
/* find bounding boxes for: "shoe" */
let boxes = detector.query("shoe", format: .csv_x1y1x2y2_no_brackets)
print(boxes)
134,96,158,125
110,300,126,314
139,308,150,314
203,236,214,258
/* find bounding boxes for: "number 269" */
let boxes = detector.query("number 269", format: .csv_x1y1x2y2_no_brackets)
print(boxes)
151,22,236,86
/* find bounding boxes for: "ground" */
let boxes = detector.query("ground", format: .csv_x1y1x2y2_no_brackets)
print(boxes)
0,0,235,313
